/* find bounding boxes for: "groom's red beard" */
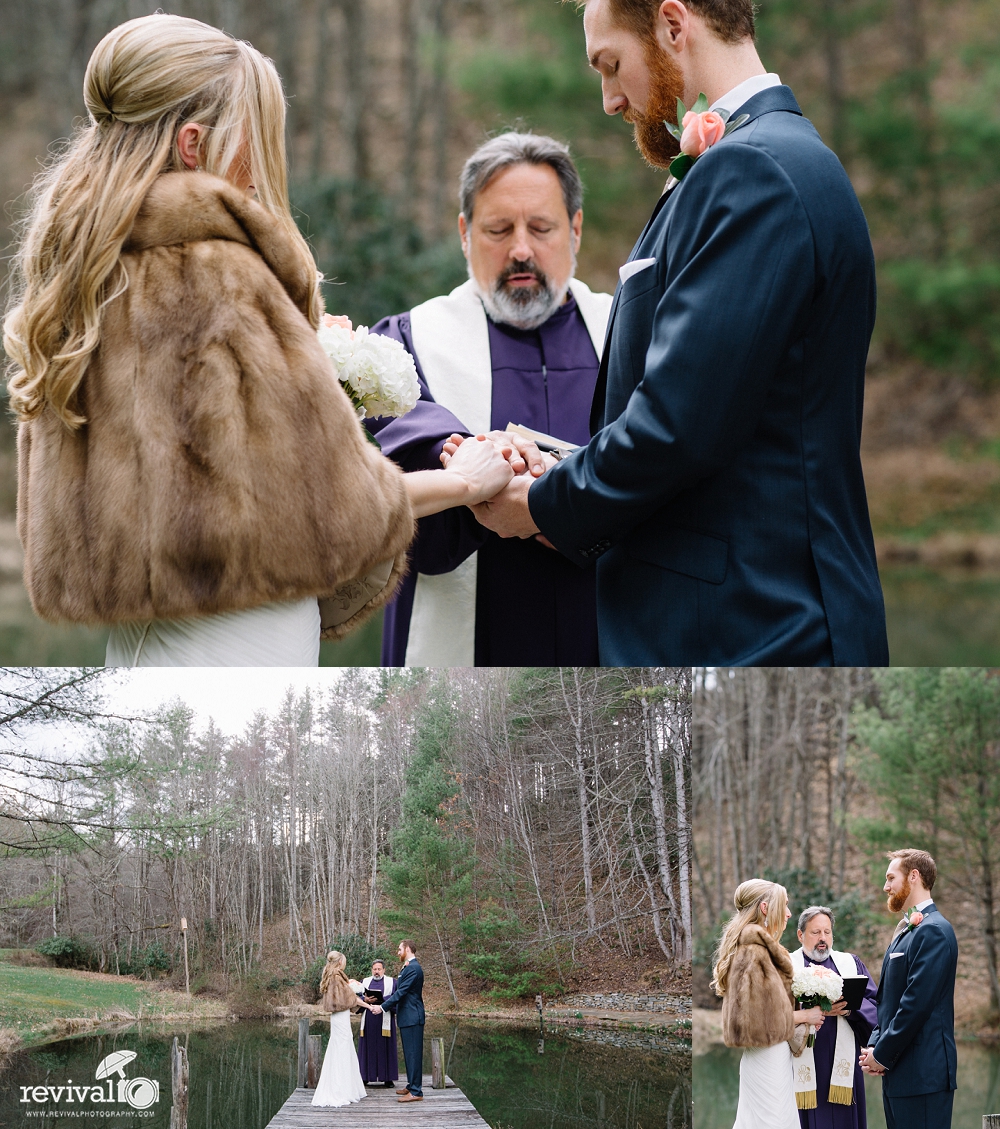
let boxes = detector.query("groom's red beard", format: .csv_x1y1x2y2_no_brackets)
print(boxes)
623,41,685,170
888,876,911,914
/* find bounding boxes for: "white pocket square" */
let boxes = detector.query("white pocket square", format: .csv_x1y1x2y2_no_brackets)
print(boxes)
889,952,905,958
619,257,657,284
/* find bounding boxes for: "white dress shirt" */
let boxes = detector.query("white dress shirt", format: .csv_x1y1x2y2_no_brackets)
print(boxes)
711,72,781,117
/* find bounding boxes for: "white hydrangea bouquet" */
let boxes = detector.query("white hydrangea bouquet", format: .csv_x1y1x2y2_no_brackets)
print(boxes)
317,317,419,444
791,964,843,1047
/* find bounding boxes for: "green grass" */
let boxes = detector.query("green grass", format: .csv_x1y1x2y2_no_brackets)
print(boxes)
0,961,218,1047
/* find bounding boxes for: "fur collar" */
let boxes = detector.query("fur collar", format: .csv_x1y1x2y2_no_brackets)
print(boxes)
738,924,793,977
125,172,317,321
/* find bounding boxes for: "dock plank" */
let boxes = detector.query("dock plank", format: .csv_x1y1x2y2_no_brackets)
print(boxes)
267,1076,490,1128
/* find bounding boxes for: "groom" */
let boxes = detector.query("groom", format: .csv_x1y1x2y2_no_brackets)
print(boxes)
860,849,958,1129
465,0,889,665
371,939,425,1103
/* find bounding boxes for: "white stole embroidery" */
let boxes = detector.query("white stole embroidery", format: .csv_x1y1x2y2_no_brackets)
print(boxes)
404,277,613,666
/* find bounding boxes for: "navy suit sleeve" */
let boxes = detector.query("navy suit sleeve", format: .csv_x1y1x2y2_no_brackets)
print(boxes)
528,142,816,559
381,963,415,1013
872,925,954,1070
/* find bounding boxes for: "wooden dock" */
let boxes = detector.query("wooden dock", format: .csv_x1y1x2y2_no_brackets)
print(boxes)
266,1076,490,1128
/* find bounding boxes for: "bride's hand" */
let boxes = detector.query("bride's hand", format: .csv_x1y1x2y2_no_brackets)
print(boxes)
441,434,514,504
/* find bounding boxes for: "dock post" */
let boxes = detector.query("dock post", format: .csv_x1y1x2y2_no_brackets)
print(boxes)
297,1019,309,1088
984,1117,1000,1128
169,1036,189,1129
307,1034,322,1088
431,1037,445,1088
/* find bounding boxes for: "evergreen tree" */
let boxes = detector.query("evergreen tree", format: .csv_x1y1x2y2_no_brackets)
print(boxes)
381,685,474,1003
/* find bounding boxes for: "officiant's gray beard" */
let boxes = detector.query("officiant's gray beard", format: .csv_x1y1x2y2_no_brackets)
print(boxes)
471,256,575,331
803,942,830,962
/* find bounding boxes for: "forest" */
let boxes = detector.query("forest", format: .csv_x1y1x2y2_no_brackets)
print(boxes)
692,667,1000,1034
0,667,691,1005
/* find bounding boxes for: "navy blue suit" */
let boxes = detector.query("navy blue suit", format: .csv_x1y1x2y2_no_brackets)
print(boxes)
871,903,958,1128
381,959,425,1095
528,86,888,666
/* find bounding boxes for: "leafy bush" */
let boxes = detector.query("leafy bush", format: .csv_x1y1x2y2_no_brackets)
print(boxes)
301,934,393,1002
292,179,466,329
120,942,171,978
461,905,558,1000
35,935,97,970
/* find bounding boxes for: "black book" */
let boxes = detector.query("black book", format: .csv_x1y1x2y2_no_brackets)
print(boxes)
362,989,384,1004
840,976,868,1012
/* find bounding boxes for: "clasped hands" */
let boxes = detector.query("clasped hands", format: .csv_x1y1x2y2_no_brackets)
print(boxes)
440,430,552,542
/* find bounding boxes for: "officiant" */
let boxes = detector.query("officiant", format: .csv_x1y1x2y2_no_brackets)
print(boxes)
356,959,398,1087
367,132,613,666
790,906,878,1129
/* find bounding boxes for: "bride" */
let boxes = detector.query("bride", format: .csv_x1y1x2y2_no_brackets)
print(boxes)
712,880,825,1129
3,13,517,668
312,951,371,1108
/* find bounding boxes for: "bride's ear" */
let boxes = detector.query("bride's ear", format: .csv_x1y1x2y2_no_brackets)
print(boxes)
759,901,768,918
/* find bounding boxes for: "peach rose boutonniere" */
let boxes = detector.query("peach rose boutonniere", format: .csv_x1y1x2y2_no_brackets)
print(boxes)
663,93,750,182
904,908,925,931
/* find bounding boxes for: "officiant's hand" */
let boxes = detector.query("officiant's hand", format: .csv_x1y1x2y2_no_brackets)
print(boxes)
827,999,850,1017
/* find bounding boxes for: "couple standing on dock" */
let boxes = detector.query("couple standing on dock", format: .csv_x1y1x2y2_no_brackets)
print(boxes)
311,940,427,1108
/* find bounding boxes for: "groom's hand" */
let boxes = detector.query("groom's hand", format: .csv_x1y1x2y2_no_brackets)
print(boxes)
370,1005,383,1015
471,473,540,539
859,1047,885,1074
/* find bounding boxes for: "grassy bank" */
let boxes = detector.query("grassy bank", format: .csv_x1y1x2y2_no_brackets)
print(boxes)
0,960,228,1051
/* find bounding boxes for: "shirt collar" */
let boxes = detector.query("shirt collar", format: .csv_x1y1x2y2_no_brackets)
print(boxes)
912,898,934,912
711,73,781,118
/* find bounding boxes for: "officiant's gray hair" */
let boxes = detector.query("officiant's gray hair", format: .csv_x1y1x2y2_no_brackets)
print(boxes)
797,905,835,933
459,132,583,222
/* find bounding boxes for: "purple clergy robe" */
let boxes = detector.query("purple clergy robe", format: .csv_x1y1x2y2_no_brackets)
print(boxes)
356,977,399,1083
368,295,599,665
798,953,878,1129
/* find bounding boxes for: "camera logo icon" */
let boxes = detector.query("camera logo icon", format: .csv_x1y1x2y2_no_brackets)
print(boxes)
95,1051,161,1110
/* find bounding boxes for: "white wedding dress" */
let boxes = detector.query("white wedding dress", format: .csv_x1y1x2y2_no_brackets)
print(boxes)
732,1041,800,1129
105,598,321,666
311,1011,367,1108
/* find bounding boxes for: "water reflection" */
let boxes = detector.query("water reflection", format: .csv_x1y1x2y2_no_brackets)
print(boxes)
693,1042,1000,1129
0,1018,690,1129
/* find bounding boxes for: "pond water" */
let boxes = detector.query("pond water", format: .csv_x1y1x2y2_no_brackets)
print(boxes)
0,1017,690,1129
693,1042,1000,1129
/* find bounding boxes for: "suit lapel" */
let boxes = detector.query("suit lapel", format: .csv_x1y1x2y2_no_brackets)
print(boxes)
589,184,678,434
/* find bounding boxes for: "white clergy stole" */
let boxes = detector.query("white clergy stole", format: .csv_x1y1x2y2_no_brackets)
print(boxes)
789,948,858,1108
405,277,613,666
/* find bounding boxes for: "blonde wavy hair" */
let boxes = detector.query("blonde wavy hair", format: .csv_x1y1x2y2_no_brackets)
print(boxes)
710,879,789,997
319,950,348,996
3,13,319,429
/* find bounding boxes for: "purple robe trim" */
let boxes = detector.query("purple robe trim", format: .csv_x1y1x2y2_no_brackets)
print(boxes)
798,953,878,1129
369,296,599,665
